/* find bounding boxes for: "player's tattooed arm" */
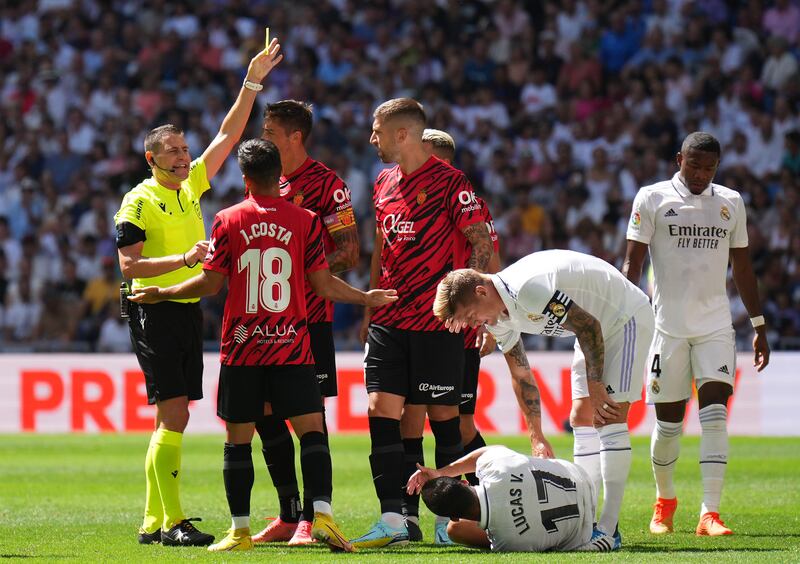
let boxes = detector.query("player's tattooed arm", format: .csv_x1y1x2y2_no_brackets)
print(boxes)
326,225,360,273
561,303,605,383
461,222,493,272
506,341,540,419
504,340,554,457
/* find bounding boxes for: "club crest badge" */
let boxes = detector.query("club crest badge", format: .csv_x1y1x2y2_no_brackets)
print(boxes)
293,192,304,206
651,379,660,394
720,205,730,221
416,189,427,205
549,303,566,317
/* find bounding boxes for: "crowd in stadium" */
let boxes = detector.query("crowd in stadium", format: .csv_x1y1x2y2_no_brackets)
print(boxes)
0,0,798,353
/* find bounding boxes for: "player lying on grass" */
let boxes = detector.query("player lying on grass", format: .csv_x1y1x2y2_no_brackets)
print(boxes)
129,139,397,553
407,445,612,552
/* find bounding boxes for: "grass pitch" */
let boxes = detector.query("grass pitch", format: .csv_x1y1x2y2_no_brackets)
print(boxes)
0,434,798,562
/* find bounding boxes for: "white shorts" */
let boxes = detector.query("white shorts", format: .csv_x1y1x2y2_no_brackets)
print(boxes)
571,305,655,404
645,326,736,403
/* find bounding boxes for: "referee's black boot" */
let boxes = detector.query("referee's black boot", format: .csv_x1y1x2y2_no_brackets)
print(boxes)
161,518,215,546
137,527,161,544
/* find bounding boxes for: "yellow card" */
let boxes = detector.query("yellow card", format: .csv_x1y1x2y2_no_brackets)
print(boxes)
265,27,270,49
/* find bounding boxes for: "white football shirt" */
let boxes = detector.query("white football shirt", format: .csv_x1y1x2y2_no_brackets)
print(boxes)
486,250,651,352
475,446,594,552
627,173,748,337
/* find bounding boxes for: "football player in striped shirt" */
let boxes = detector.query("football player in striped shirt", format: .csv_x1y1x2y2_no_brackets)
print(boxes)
352,99,493,548
130,139,397,552
398,129,501,544
254,100,359,545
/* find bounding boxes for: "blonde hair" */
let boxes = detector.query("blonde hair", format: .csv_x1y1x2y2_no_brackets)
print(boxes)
433,269,485,321
422,129,456,161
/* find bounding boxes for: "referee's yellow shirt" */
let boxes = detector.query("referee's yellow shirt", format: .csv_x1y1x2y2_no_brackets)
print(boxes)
114,159,210,303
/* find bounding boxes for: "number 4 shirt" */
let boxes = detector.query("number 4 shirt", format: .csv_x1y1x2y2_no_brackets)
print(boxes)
203,194,328,366
627,173,748,338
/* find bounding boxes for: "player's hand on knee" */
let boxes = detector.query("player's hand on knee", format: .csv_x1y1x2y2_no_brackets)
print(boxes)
406,463,441,495
588,380,620,424
128,286,163,304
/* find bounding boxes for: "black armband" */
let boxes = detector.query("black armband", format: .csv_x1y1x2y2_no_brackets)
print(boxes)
116,222,146,248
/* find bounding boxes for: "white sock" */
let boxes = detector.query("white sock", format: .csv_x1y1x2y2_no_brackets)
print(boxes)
573,426,602,505
381,511,405,529
598,423,632,535
313,500,332,516
699,404,728,515
651,419,683,499
232,515,250,530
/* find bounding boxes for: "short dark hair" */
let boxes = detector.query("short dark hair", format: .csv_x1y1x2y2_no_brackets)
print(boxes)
421,477,476,520
144,124,183,154
237,139,282,188
264,100,313,144
681,131,721,156
374,98,426,127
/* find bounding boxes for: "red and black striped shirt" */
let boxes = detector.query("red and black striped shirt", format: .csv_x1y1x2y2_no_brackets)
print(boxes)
371,156,484,331
204,195,328,366
279,157,355,324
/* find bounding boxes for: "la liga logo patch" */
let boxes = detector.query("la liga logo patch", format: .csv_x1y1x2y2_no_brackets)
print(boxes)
631,211,641,227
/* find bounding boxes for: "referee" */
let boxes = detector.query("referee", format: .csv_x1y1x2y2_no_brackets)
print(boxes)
114,40,283,547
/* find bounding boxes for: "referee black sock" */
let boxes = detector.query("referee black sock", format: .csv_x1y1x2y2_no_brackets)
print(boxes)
401,437,424,519
431,417,463,469
256,415,300,523
223,442,254,519
299,431,332,515
463,431,486,485
368,416,404,515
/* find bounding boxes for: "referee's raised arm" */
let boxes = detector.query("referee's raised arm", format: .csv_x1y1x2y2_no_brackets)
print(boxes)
201,39,284,182
111,34,284,550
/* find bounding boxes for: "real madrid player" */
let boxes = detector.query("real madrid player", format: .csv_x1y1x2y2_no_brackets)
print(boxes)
623,132,770,537
406,445,597,552
434,250,656,550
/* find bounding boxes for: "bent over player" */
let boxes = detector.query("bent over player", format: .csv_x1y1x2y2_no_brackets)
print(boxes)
130,139,397,552
407,445,597,552
623,132,770,536
435,250,656,550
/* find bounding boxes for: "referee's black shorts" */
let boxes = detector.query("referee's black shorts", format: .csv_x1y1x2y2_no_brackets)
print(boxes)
309,321,337,397
364,324,463,405
128,301,204,405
